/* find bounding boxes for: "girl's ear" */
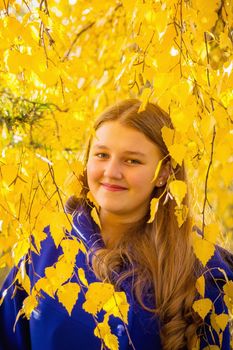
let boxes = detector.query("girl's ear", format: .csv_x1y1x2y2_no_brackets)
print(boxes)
155,161,171,187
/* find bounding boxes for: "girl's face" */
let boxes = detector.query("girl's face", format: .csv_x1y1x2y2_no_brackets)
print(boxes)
87,121,164,223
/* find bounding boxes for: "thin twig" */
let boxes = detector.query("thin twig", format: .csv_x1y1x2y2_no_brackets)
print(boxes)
201,125,216,234
62,22,95,61
204,32,214,111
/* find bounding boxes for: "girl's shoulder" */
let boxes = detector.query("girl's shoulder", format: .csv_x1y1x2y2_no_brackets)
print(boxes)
205,245,233,281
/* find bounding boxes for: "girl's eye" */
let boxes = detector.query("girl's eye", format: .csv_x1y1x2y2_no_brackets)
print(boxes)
95,153,109,159
126,159,141,164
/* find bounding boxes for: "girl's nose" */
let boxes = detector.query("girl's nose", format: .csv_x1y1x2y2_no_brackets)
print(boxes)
103,159,123,179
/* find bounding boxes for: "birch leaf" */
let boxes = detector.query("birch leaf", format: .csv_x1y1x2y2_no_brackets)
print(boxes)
169,180,187,207
147,198,159,223
192,232,215,266
57,282,80,316
193,298,212,320
215,313,229,332
196,275,205,298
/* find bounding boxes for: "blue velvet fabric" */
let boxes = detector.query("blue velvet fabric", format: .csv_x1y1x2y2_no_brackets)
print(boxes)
0,208,232,350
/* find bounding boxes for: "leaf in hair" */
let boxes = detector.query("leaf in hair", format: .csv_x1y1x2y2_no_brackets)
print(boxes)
151,159,163,183
169,180,187,207
174,204,189,227
147,197,159,223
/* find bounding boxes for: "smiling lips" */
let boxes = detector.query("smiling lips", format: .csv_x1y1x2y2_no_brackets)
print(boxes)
101,183,128,191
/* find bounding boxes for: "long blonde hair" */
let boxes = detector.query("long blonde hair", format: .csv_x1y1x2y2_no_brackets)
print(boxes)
66,99,202,350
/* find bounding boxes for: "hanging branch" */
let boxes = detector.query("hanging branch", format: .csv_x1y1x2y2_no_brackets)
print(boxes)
204,31,214,111
179,0,183,77
201,32,216,234
62,22,95,61
201,125,216,234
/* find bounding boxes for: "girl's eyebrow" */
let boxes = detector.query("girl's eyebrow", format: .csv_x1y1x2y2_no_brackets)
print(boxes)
93,144,146,157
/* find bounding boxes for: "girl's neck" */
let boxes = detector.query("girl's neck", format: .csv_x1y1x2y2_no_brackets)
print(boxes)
100,211,133,248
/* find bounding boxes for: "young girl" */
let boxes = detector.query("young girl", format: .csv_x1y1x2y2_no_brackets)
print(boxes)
0,99,232,350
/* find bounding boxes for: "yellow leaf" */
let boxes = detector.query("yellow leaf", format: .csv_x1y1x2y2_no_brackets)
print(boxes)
147,197,159,223
34,277,54,298
49,212,68,248
16,260,31,294
169,180,187,207
12,238,30,266
138,88,152,112
204,223,220,245
103,291,129,324
193,298,212,320
202,346,220,350
196,275,205,297
223,280,233,298
78,268,88,287
161,126,175,148
174,204,189,227
57,282,80,316
219,32,232,49
32,229,47,254
168,143,187,166
221,163,233,186
60,238,81,263
91,207,101,228
151,159,163,183
83,282,114,316
23,294,39,319
94,314,119,350
44,258,74,294
170,109,191,133
215,313,229,331
192,232,215,266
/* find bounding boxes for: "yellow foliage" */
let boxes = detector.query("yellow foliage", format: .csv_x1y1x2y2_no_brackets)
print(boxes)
174,204,189,228
16,260,31,295
57,282,81,316
169,180,187,207
94,314,119,350
49,213,71,248
103,291,129,324
192,231,215,266
196,275,205,298
83,282,115,316
192,298,212,320
22,294,39,319
78,268,88,287
90,207,101,229
12,238,30,266
147,197,159,223
168,143,187,166
214,313,229,332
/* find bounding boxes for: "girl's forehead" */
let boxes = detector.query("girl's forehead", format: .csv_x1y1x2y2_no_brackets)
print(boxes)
94,121,146,140
90,121,162,156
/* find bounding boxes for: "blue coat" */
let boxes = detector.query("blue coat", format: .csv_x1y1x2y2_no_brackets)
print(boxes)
0,208,232,350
